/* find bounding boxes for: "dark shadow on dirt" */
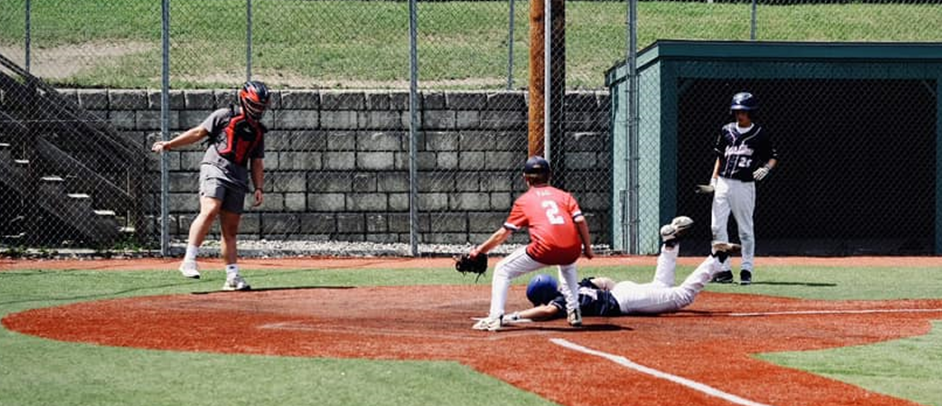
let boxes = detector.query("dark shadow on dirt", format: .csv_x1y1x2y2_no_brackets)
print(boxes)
191,285,355,295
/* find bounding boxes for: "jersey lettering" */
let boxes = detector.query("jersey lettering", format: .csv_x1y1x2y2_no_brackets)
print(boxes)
541,201,566,225
724,144,754,157
716,124,776,182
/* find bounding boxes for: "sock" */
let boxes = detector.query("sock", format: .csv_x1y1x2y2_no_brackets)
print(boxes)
184,244,199,262
225,264,239,277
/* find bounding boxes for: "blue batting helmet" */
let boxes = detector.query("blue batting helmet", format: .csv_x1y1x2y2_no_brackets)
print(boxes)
523,156,551,176
730,92,758,112
526,274,559,306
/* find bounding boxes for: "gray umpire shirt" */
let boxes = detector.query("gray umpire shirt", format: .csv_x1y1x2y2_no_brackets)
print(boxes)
199,107,266,192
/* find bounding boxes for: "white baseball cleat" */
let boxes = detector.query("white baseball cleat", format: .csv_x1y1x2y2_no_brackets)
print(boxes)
660,216,694,243
472,316,502,331
221,274,251,291
568,308,583,327
178,260,200,279
671,216,694,231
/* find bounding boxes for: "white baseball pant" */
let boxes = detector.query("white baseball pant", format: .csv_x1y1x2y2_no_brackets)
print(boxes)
487,246,580,319
610,244,721,314
711,177,755,272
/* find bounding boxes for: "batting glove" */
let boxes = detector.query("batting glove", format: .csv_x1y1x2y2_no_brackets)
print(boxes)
695,178,717,194
753,165,771,181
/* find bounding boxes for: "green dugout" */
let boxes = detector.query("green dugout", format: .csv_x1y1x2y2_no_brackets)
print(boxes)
607,40,942,255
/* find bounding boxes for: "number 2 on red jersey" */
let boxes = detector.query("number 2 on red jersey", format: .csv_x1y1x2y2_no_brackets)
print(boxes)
541,201,566,225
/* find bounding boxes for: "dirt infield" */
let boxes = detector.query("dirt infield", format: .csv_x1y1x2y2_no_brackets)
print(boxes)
5,282,942,406
5,254,942,272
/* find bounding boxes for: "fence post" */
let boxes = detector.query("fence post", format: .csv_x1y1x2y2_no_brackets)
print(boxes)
408,0,419,257
627,0,639,254
24,0,31,73
246,0,253,80
507,0,515,90
160,0,171,256
543,0,551,160
751,0,757,41
937,81,942,255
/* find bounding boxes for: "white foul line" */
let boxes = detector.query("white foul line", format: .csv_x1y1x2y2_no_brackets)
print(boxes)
728,308,942,317
551,338,774,406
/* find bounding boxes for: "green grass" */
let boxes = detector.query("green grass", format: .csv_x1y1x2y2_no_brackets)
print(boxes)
759,321,942,406
0,268,560,406
1,262,941,405
0,1,940,89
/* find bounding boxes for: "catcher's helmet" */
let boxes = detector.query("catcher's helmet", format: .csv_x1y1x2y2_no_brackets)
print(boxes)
526,274,559,306
524,156,551,175
730,92,758,112
239,80,271,121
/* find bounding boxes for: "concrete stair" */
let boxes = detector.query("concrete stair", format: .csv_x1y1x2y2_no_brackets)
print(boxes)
0,51,146,248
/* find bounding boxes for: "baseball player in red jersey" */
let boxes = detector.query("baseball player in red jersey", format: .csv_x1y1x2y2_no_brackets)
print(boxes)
151,81,271,291
469,156,594,331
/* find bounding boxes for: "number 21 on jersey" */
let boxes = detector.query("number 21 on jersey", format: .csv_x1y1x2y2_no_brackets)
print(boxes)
541,201,566,225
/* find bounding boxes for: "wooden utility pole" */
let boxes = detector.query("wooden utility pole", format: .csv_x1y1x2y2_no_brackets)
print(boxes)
528,0,565,164
528,0,545,158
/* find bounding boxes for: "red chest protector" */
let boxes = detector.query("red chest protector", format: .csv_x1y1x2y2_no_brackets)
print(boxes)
217,106,264,167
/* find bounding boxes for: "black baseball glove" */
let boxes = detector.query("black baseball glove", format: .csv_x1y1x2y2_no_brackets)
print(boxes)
455,253,488,282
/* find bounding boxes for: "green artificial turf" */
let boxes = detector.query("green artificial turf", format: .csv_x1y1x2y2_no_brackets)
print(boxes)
759,320,942,406
0,268,559,406
1,263,941,405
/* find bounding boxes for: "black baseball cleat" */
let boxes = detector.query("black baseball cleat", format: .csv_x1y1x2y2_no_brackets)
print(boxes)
711,270,734,284
740,270,752,285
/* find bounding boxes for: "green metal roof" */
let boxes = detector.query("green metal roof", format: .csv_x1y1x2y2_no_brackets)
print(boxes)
606,40,942,86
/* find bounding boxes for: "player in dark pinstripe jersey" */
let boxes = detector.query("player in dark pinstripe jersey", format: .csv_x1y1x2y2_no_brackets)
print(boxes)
696,92,778,285
504,217,741,321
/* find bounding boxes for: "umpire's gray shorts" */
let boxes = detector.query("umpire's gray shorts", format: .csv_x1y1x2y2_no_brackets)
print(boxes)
199,165,245,214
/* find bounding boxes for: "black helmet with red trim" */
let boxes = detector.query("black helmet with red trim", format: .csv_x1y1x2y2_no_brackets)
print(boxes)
239,80,271,121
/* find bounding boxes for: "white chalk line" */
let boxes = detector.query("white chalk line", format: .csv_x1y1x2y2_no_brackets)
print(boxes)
551,338,774,406
727,308,942,317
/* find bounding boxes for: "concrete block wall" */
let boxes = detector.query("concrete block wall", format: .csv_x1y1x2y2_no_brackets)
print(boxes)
66,89,611,245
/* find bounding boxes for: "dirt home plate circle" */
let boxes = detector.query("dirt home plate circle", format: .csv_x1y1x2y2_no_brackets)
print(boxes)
5,283,942,406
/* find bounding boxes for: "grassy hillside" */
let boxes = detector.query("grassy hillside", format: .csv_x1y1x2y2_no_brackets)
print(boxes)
0,1,939,88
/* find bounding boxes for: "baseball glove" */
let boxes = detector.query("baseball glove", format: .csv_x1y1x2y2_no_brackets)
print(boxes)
455,253,488,282
694,184,715,194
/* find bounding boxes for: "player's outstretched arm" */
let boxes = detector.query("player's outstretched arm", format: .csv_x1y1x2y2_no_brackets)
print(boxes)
470,227,511,258
509,304,562,321
151,127,209,153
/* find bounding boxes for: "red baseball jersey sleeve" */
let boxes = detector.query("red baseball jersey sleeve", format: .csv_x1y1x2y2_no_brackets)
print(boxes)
503,185,585,265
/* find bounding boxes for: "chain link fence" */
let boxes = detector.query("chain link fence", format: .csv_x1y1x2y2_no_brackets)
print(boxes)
619,0,941,256
0,0,939,256
0,0,160,254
